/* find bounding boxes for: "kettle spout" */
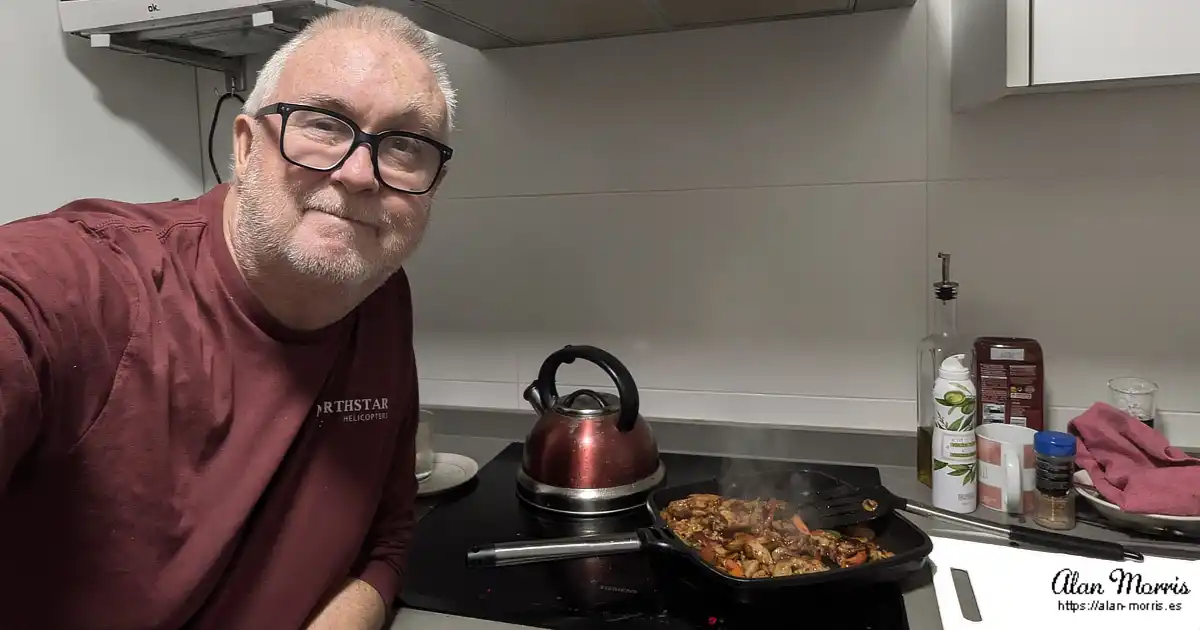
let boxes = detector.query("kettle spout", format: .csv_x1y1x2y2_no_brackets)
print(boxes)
522,381,547,416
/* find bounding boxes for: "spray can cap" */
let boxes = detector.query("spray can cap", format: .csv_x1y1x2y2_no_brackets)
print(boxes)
938,354,970,381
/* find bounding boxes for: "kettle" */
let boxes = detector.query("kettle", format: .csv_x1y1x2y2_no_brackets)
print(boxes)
517,345,666,516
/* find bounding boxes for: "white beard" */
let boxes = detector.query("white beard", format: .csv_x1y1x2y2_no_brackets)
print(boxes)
232,142,411,288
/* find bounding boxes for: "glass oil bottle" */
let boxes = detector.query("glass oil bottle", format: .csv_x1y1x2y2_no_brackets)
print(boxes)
918,253,965,487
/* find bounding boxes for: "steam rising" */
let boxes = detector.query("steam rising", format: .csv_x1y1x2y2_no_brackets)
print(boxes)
690,424,863,521
715,457,845,506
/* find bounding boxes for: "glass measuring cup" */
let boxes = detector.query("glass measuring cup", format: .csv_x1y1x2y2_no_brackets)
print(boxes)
415,409,435,482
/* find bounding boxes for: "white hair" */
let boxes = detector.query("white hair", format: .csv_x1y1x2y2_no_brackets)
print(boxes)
242,4,457,131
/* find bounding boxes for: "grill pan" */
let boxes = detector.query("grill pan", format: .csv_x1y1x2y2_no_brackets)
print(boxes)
466,468,934,593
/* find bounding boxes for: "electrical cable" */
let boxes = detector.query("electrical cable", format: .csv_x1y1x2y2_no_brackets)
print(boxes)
208,92,246,185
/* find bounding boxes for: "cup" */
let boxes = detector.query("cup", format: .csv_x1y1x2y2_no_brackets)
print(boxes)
975,423,1037,514
415,409,435,482
1107,377,1158,429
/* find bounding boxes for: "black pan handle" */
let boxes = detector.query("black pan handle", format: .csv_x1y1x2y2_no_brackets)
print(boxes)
904,500,1143,562
1009,525,1144,562
466,532,644,568
529,345,641,433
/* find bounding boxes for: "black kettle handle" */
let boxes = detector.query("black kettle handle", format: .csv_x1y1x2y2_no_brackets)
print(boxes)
533,345,641,433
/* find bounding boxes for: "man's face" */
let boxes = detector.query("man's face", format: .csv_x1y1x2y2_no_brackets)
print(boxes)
233,30,449,286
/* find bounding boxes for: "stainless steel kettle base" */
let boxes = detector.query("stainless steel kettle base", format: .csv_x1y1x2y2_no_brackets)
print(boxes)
516,462,667,516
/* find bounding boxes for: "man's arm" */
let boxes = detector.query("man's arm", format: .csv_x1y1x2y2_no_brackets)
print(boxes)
302,577,388,630
306,347,421,630
0,216,134,494
0,278,48,492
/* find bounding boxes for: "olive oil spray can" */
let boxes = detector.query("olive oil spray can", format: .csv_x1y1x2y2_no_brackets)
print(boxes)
931,353,978,513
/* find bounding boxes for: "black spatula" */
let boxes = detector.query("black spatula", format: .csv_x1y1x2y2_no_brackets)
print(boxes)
793,483,1144,563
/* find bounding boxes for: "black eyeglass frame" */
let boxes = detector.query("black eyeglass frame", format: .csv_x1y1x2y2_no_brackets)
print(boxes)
254,101,454,195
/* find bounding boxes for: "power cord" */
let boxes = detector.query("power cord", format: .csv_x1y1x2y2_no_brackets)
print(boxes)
208,91,246,185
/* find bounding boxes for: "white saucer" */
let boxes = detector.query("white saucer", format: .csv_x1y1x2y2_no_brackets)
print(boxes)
417,453,480,497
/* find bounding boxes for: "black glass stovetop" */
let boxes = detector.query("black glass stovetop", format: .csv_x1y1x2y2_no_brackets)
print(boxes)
400,443,911,629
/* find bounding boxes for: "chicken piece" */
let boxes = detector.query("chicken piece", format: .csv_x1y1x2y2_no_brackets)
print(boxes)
770,556,829,576
696,538,729,566
802,530,840,557
790,529,870,567
664,506,690,519
729,533,750,551
754,529,778,550
867,542,895,562
665,494,723,519
830,537,872,567
839,550,868,567
745,539,773,567
742,559,759,576
760,498,780,526
672,519,709,542
790,556,829,574
717,508,753,533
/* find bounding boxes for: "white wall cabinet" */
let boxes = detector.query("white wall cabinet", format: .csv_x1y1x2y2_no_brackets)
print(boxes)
953,0,1200,111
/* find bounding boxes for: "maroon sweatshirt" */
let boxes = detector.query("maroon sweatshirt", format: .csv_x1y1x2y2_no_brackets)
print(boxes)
0,185,420,630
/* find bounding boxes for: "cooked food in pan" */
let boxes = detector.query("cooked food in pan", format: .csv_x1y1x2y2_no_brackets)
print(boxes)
660,493,895,578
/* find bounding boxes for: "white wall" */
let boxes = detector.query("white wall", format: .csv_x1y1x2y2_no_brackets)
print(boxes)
12,0,1199,448
400,0,1200,448
0,1,205,217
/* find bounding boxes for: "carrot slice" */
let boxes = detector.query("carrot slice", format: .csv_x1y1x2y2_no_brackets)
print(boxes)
723,558,745,577
791,514,810,534
841,551,867,567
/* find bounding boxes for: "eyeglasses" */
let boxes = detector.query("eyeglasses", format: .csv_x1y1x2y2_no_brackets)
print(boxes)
254,102,453,195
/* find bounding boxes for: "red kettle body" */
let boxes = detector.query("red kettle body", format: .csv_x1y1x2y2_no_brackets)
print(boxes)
517,345,665,515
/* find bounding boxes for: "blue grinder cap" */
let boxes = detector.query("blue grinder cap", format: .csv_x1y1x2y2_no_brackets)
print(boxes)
1034,430,1077,457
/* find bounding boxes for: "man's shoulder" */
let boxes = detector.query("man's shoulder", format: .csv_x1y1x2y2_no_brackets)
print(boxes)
7,190,213,243
0,188,221,281
0,188,224,316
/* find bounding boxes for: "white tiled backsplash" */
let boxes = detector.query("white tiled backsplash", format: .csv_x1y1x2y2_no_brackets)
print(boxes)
405,0,1200,447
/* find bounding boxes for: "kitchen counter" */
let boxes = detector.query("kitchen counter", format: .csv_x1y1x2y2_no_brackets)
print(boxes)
391,431,1197,630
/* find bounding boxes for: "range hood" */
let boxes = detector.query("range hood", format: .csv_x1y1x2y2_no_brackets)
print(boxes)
397,0,918,50
59,0,915,85
59,0,351,86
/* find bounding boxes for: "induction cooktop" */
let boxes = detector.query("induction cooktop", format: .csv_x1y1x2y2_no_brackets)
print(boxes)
399,442,913,629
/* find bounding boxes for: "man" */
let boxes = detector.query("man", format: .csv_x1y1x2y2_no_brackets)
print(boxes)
0,6,454,630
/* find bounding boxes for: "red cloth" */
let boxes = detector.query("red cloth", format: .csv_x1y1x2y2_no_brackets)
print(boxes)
1067,402,1200,516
